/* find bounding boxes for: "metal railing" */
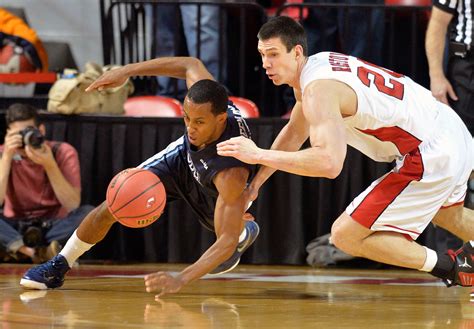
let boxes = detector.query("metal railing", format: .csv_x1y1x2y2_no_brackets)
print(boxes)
100,0,267,105
100,0,432,116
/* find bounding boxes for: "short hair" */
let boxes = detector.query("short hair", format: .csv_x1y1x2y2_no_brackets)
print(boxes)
5,103,40,127
257,16,308,56
186,79,228,115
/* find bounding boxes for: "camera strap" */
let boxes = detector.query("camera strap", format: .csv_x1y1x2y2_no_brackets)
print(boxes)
51,142,62,158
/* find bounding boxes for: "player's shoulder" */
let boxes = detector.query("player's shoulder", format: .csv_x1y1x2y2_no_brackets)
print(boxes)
224,103,251,139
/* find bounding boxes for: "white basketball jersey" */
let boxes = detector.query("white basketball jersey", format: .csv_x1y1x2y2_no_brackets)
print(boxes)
300,52,452,163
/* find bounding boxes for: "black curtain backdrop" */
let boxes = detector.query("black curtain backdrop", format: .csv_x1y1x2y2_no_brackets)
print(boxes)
0,112,443,265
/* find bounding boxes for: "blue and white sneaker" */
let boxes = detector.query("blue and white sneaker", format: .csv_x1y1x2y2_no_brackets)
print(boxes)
210,221,260,275
20,255,70,290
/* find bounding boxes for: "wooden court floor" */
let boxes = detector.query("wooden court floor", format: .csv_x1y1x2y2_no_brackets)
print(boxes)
1,263,473,329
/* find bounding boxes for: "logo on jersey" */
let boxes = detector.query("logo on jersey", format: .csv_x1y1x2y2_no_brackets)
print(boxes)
200,159,208,170
328,52,351,72
187,153,202,185
230,105,250,138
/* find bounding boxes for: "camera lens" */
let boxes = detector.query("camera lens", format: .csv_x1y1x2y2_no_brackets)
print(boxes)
20,127,44,149
23,226,43,247
24,130,45,149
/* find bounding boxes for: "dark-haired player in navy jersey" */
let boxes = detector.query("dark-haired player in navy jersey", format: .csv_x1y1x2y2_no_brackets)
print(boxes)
20,57,259,298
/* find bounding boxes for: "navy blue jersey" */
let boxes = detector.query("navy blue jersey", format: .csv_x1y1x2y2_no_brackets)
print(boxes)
139,102,255,230
184,102,254,197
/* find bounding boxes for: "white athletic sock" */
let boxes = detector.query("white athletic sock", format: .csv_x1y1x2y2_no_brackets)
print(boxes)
420,246,438,272
238,226,248,243
59,230,94,267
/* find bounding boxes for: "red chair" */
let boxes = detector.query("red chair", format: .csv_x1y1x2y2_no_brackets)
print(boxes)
385,0,432,20
229,96,260,118
266,0,309,20
385,0,431,6
281,110,292,119
124,95,183,117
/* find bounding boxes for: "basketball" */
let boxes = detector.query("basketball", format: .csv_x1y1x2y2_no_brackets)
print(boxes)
106,168,166,228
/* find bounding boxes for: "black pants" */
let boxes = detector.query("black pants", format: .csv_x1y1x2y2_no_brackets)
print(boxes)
448,53,474,136
0,205,94,252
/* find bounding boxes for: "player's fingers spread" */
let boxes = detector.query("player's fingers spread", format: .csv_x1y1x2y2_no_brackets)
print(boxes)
217,149,235,156
157,288,167,298
145,272,159,280
85,82,101,92
216,141,231,148
217,136,240,147
217,143,238,152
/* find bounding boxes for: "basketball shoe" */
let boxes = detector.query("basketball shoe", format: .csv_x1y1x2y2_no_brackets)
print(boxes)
20,254,70,290
209,221,260,275
444,241,474,287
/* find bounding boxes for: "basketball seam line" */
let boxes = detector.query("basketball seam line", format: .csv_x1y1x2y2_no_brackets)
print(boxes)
108,170,144,208
116,198,166,219
112,180,163,214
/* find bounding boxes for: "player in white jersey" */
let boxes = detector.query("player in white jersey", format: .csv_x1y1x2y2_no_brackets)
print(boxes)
217,16,474,287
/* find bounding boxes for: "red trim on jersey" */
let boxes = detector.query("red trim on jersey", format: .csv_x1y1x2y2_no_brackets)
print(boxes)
357,126,421,155
441,199,465,209
383,224,419,237
350,148,424,229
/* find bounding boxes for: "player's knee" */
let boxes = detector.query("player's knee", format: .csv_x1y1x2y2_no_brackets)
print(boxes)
330,218,358,256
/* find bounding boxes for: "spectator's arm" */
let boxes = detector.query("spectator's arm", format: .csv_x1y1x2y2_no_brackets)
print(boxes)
26,143,81,212
43,160,81,211
0,153,13,206
0,129,23,205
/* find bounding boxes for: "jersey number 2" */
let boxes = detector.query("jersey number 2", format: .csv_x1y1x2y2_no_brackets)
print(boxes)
357,60,404,100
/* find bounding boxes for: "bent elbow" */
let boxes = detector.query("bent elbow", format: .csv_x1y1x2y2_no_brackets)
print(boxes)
67,196,81,213
324,156,344,179
189,57,204,70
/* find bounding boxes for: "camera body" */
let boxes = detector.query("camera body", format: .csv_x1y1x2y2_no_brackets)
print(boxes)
19,126,45,149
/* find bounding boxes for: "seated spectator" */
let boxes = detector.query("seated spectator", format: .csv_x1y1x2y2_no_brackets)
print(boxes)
0,103,92,263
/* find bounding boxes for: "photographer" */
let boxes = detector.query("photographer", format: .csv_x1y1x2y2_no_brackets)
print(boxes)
0,103,92,263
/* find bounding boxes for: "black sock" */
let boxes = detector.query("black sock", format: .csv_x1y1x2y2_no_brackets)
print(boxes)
430,252,455,281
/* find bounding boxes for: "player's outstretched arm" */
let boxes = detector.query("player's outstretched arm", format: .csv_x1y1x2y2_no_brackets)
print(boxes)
218,81,347,178
217,91,309,181
86,57,214,93
245,94,309,192
144,167,249,298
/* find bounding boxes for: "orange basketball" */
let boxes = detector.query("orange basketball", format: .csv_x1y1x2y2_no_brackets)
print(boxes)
106,168,166,228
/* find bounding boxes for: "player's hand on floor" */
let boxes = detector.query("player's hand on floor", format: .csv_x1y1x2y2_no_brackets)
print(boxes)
144,271,185,298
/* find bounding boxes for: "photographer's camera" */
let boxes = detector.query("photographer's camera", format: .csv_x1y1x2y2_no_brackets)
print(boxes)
19,126,44,149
